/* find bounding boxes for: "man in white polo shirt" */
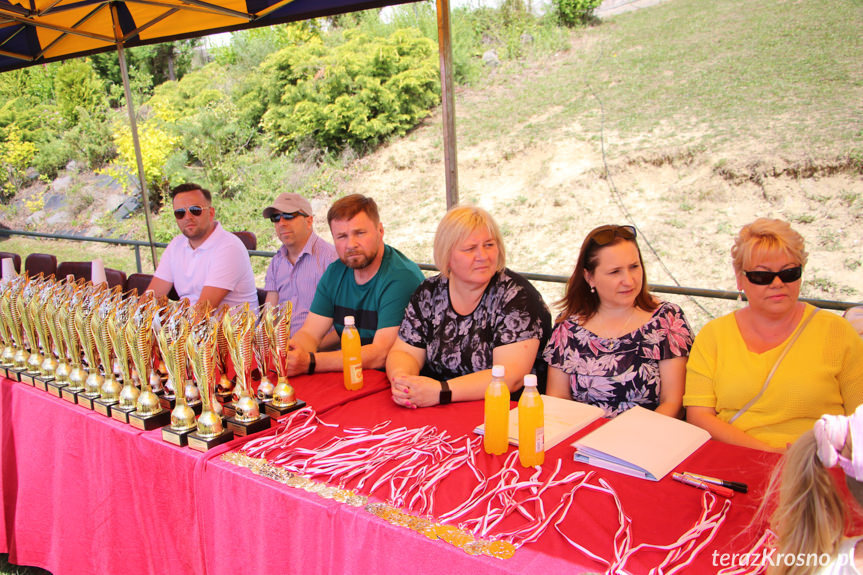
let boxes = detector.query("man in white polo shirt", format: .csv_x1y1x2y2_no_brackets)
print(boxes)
146,182,257,309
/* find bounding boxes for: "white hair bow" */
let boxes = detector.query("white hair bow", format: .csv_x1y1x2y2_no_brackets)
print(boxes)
814,405,863,481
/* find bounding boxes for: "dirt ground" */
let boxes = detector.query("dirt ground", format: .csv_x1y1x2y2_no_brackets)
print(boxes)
338,100,863,332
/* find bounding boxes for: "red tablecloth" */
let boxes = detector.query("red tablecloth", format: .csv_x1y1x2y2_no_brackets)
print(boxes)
1,373,782,574
222,389,779,573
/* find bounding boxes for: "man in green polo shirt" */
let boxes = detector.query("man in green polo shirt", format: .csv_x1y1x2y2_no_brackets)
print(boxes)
285,194,424,376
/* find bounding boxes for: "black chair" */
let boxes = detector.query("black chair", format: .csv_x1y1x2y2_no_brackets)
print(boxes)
24,253,57,279
0,251,21,274
126,273,153,296
232,231,257,251
257,288,268,307
57,261,127,290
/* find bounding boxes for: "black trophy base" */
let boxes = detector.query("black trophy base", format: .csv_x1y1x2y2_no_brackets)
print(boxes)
76,393,100,410
264,399,307,418
60,387,85,404
219,401,236,418
159,395,176,411
162,425,196,446
2,366,16,379
188,429,234,452
7,368,23,382
129,409,171,431
111,405,137,424
19,371,39,386
226,414,271,437
93,398,118,417
46,380,68,397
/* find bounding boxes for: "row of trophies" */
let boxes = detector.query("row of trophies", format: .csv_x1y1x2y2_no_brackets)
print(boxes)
0,272,306,451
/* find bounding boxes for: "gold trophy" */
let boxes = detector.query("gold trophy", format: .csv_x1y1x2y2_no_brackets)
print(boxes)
18,276,44,385
6,276,31,378
127,296,171,430
186,315,233,451
0,278,21,377
262,302,306,418
33,280,59,389
222,304,270,437
73,285,117,408
63,282,106,403
109,297,140,423
59,280,90,400
43,280,72,396
91,291,124,417
253,310,276,404
157,312,196,445
213,307,236,415
155,300,190,411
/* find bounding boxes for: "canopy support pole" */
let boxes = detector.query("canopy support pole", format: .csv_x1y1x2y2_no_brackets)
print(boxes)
435,0,458,209
116,42,158,271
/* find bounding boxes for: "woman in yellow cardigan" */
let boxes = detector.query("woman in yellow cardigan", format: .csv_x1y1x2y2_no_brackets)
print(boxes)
684,218,863,452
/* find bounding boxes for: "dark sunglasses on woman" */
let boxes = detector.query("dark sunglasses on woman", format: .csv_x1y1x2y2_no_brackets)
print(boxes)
173,205,205,219
744,266,803,286
590,225,637,246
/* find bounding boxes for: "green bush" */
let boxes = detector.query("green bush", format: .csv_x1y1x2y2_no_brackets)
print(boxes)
54,59,107,126
0,125,38,200
554,0,601,26
260,28,440,152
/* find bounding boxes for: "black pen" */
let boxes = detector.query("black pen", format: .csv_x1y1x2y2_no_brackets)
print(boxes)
683,472,748,494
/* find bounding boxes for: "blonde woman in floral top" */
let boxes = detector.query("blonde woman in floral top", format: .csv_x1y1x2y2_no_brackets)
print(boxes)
543,225,693,418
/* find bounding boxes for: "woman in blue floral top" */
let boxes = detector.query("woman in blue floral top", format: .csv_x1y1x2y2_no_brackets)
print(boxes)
543,225,693,418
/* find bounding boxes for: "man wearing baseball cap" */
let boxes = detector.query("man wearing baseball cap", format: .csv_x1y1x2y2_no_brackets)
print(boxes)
262,192,337,333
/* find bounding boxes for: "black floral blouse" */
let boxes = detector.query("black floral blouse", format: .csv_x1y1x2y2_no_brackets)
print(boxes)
398,269,551,382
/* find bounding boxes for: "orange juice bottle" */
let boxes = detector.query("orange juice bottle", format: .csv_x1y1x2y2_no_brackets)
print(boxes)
341,316,363,391
484,365,510,455
518,374,544,467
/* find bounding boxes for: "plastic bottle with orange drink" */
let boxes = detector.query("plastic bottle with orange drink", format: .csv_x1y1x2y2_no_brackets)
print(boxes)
483,365,510,455
518,374,544,467
341,315,363,391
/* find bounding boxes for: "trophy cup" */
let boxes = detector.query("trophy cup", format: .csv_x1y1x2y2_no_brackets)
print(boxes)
157,313,197,445
33,280,59,390
214,308,236,416
43,281,72,396
92,296,126,417
73,285,118,408
62,283,106,403
262,302,306,418
186,316,233,451
6,277,31,380
155,300,189,411
17,277,44,386
127,297,171,430
0,278,20,378
253,311,275,404
59,281,90,401
109,298,140,423
222,304,270,437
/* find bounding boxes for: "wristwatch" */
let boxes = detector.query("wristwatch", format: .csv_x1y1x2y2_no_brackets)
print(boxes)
308,352,316,375
439,379,452,405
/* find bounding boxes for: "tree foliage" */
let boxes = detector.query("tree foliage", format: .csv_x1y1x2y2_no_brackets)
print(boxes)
259,28,439,152
54,58,108,126
553,0,602,26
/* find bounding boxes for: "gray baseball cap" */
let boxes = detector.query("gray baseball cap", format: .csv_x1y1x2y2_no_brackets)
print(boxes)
262,193,313,218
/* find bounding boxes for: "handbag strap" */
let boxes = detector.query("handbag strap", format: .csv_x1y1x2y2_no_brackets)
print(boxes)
729,308,820,424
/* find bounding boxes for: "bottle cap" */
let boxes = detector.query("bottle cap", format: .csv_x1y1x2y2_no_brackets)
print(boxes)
523,374,537,387
344,315,355,326
491,365,504,378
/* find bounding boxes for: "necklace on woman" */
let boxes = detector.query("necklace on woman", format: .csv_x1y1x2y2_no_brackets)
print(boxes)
596,306,637,339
